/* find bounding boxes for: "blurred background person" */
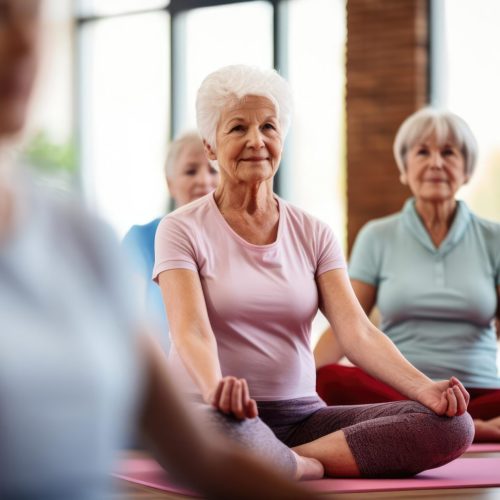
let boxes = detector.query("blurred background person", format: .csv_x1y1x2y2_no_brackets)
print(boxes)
122,131,218,350
315,108,500,442
0,1,319,498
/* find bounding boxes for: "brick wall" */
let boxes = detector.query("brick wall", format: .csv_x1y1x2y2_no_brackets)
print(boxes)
346,0,429,253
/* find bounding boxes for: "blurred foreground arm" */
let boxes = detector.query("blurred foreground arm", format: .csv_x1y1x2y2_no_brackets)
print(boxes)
138,333,317,500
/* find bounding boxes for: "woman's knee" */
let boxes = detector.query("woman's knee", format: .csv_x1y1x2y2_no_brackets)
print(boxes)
440,411,474,458
342,404,473,477
386,400,474,455
414,410,474,472
193,405,298,476
395,409,473,475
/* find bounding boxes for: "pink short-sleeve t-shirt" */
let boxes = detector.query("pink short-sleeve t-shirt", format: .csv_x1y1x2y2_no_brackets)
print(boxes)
153,193,345,401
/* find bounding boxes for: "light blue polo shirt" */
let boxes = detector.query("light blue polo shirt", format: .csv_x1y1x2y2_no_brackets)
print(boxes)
349,198,500,388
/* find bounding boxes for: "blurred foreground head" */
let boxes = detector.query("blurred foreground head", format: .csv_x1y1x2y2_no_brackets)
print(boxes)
0,0,41,138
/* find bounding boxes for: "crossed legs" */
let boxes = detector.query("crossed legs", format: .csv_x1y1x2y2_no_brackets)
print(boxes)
286,400,474,477
194,398,474,479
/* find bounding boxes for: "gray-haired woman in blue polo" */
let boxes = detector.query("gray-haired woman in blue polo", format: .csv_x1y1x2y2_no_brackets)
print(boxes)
316,108,500,442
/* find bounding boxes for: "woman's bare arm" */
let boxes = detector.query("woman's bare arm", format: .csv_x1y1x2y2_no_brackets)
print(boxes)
316,268,469,416
158,269,257,418
159,269,222,400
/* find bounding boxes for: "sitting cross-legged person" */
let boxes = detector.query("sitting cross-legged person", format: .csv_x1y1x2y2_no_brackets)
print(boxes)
154,66,474,480
315,108,500,443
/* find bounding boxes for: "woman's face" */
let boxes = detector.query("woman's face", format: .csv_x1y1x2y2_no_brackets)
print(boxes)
402,135,468,203
0,0,40,136
167,144,219,207
206,95,283,185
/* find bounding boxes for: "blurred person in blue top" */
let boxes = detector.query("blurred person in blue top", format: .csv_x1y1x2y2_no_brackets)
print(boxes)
315,107,500,442
122,131,219,350
0,1,319,498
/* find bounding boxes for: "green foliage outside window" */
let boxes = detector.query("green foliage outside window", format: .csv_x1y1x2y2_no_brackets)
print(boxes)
23,130,76,175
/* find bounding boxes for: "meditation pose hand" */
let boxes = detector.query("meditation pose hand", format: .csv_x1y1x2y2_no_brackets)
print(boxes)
414,377,470,417
210,376,258,420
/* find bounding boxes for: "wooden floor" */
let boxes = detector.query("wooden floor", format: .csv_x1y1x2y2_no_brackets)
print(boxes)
114,483,500,499
112,451,500,499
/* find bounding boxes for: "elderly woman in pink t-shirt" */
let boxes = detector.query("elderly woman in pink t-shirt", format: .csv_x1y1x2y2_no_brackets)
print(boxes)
153,65,474,479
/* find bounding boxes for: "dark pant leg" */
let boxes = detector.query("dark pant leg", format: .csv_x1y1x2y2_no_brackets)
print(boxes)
192,403,297,477
467,388,500,420
281,400,474,477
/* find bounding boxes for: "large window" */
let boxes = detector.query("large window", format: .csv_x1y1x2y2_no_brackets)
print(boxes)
286,0,346,341
78,10,169,235
173,2,273,134
286,0,346,246
77,0,168,17
432,0,500,222
432,0,500,364
76,0,347,247
24,0,74,191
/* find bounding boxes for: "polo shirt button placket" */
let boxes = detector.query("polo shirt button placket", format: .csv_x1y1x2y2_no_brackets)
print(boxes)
434,255,445,287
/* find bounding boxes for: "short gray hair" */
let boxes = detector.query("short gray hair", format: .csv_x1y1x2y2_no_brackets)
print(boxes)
164,131,205,179
195,65,293,149
393,107,478,177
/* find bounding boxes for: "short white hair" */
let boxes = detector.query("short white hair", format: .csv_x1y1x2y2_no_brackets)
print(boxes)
195,65,293,149
393,107,478,177
164,131,204,179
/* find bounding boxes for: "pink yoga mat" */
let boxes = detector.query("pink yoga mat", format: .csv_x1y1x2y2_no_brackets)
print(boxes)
115,458,197,496
114,457,500,496
467,443,500,453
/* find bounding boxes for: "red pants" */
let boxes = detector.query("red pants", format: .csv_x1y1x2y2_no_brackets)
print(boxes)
316,364,500,420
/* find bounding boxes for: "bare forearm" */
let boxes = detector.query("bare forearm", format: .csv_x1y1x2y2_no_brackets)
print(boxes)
159,270,223,401
175,332,222,401
140,336,314,499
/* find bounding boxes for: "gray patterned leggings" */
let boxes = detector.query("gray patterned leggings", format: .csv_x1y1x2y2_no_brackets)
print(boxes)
195,396,474,478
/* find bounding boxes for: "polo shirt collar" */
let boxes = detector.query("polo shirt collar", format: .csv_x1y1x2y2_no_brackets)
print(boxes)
402,197,471,256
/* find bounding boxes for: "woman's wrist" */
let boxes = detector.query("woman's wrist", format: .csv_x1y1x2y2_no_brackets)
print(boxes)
202,378,222,404
405,373,434,401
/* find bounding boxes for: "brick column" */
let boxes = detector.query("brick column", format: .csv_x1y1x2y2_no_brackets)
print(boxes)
346,0,429,253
